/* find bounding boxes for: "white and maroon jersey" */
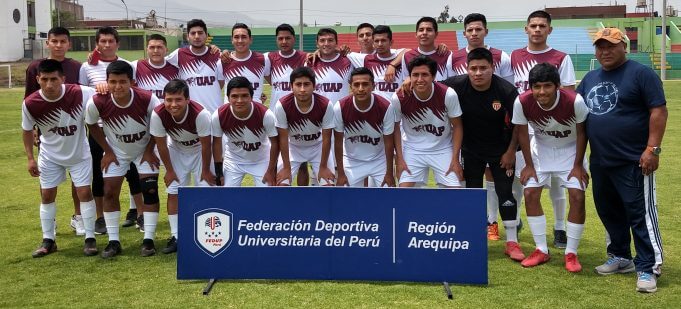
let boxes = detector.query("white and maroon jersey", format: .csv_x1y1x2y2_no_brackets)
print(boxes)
510,47,576,93
392,82,462,154
150,100,211,153
222,50,270,104
512,89,588,171
274,93,334,150
166,46,224,114
334,94,395,162
21,84,95,165
348,51,404,101
211,102,278,164
308,53,353,104
266,50,307,108
132,59,179,101
78,57,130,87
400,48,453,82
85,87,160,161
451,46,514,83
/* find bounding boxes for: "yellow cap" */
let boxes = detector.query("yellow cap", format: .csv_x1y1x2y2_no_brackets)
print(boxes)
593,27,624,44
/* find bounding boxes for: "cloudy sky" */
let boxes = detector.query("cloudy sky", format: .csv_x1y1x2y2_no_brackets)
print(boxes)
80,0,680,27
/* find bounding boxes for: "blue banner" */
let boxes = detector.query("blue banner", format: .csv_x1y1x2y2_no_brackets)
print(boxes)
178,187,487,284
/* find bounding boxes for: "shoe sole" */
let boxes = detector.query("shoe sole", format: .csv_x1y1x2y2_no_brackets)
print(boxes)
141,250,156,257
84,249,99,256
637,286,657,293
594,265,636,276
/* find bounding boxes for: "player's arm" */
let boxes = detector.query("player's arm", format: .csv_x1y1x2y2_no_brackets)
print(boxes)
210,111,224,185
198,136,215,185
333,130,347,186
385,49,409,83
446,116,464,181
276,127,292,186
640,105,668,176
263,135,280,186
382,132,396,187
318,128,335,186
22,130,39,177
500,90,519,171
568,122,589,189
559,55,576,91
87,123,118,173
154,135,178,187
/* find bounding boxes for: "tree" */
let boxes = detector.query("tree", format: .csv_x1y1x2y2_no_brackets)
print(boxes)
51,10,78,28
437,5,450,23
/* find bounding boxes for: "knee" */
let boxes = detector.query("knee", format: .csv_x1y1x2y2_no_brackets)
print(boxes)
524,188,541,202
141,176,159,205
75,186,93,201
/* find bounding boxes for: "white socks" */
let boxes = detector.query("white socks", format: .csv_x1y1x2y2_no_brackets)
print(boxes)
528,215,548,254
143,212,159,240
503,220,518,242
129,193,137,210
40,203,57,240
486,181,498,224
80,200,96,239
168,214,178,239
565,221,584,255
104,211,120,241
549,179,566,231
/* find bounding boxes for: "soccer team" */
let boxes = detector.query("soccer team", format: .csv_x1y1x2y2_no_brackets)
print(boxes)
21,10,667,293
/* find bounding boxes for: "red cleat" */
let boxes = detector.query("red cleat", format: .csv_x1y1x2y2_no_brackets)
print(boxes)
505,241,525,262
521,249,550,267
565,253,582,273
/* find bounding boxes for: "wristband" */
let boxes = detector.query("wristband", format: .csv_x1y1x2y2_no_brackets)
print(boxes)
214,162,224,185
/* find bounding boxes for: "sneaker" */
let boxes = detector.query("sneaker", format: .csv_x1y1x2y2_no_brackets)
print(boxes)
95,217,107,235
521,249,550,267
137,215,145,233
83,237,98,256
162,236,177,254
32,238,57,258
487,222,500,241
636,272,657,293
141,238,156,257
73,215,85,236
122,209,138,227
553,229,567,249
70,215,78,231
101,240,122,259
504,241,525,262
565,253,582,273
594,255,636,275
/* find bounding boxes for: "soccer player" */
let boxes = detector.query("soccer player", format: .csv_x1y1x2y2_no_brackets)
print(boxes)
333,67,396,187
132,34,179,101
392,56,463,188
512,63,589,272
356,23,375,54
222,23,270,104
440,48,521,259
85,61,161,258
274,67,334,186
397,17,453,82
22,59,98,257
266,24,308,109
308,28,355,104
511,10,576,248
150,79,214,254
212,77,279,187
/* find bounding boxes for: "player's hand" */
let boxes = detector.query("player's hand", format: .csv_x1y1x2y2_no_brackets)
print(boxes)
276,167,292,186
27,159,40,177
397,77,412,96
262,169,276,186
220,50,232,64
445,159,464,181
436,43,450,55
200,169,216,186
307,50,320,66
339,45,351,57
317,166,335,186
384,64,396,83
209,44,221,55
639,150,660,176
500,149,516,171
101,152,119,173
94,82,109,94
335,171,348,187
260,93,267,104
32,127,41,147
164,169,179,187
395,158,411,180
382,173,396,187
141,149,160,171
568,165,589,190
519,165,538,186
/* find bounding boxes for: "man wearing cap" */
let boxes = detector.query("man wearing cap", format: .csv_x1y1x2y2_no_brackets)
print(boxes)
577,27,667,293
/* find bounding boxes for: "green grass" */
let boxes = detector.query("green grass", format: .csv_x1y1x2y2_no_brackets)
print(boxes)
1,83,680,308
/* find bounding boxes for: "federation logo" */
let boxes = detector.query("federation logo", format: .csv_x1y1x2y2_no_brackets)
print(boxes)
492,100,501,111
194,208,233,257
585,81,618,115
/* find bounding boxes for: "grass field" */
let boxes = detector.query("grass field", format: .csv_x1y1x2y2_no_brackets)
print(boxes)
0,83,679,308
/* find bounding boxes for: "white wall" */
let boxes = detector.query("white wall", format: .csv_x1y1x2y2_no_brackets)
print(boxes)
35,0,52,37
0,0,28,61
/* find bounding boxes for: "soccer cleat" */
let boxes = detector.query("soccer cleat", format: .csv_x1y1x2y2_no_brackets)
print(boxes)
521,249,550,267
140,238,156,257
137,215,145,233
122,209,138,227
504,241,525,262
83,237,98,256
70,215,78,231
94,217,107,235
565,253,582,273
32,238,57,258
101,240,122,259
162,236,177,254
636,272,657,293
553,229,567,249
594,255,636,275
487,222,500,241
72,215,85,236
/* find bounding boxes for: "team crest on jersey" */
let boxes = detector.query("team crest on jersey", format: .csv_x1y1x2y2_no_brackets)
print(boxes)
492,101,501,111
194,208,233,257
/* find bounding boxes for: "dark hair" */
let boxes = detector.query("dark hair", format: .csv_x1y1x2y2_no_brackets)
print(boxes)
528,63,560,87
316,28,338,42
96,26,119,43
464,13,487,28
226,76,254,97
407,55,437,76
187,19,208,34
276,23,295,36
105,60,134,80
349,67,374,84
467,47,493,65
232,23,251,37
147,34,167,45
48,26,70,38
356,23,374,33
38,59,64,76
289,67,316,84
527,10,552,24
163,79,190,99
416,16,438,32
373,25,393,40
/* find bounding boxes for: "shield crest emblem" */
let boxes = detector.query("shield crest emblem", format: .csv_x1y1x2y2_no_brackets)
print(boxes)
492,100,501,111
194,208,233,257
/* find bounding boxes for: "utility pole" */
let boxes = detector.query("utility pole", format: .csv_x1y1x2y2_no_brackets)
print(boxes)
661,0,667,80
299,0,304,51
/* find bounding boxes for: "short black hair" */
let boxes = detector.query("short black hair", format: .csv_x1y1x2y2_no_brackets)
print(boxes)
147,34,167,45
38,59,64,76
527,10,552,24
467,47,493,65
464,13,487,28
289,67,315,85
373,25,393,40
528,63,560,87
317,28,338,42
226,76,254,97
349,67,374,84
48,26,70,38
232,23,251,37
163,79,190,99
416,16,438,33
356,23,374,33
276,23,295,37
96,26,119,43
407,55,437,76
187,19,208,34
106,60,134,81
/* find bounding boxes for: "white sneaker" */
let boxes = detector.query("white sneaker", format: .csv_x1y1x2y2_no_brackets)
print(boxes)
74,215,85,236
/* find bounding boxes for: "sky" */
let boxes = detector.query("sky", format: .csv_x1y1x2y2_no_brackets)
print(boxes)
79,0,681,27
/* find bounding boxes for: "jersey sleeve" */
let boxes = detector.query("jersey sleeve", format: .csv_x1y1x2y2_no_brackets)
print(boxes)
382,103,396,135
559,55,576,87
444,87,462,118
263,54,272,77
215,58,225,81
85,97,100,125
347,52,366,69
21,102,36,131
273,101,288,129
24,64,39,98
149,112,167,137
211,110,222,137
321,102,335,129
78,64,89,86
196,109,212,137
498,51,515,84
333,101,344,133
131,60,138,82
148,94,162,116
574,94,589,123
444,52,455,79
80,86,97,120
399,56,409,81
511,97,527,125
639,66,667,107
391,93,402,122
263,110,278,137
166,48,179,67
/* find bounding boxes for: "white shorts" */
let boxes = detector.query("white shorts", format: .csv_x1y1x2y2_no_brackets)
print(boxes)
515,151,525,178
223,160,269,187
524,170,587,191
344,157,387,187
277,144,333,185
399,150,462,187
38,153,92,189
166,147,209,194
102,153,159,178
